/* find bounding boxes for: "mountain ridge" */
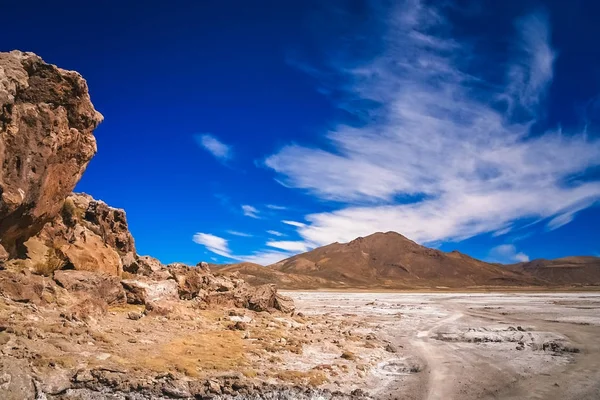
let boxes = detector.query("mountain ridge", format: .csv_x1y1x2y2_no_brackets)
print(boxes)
213,231,600,289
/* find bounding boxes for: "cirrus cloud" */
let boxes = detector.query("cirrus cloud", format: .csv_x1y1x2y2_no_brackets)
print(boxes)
265,1,600,248
195,134,232,161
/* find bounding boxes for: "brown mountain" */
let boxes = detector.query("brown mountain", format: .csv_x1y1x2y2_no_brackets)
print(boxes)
211,262,336,288
217,232,549,289
507,256,600,286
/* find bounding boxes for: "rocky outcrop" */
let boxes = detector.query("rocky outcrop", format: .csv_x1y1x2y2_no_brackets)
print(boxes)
53,270,126,305
0,269,51,304
29,193,135,276
121,278,179,304
244,283,296,313
0,51,103,257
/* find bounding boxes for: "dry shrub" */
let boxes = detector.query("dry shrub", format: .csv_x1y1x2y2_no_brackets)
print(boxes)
121,271,136,280
33,248,66,276
61,197,83,226
275,370,328,386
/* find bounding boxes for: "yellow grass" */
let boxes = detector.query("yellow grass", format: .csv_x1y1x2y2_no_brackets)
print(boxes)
122,331,247,377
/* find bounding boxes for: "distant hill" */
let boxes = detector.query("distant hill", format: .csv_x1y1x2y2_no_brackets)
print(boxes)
506,256,600,286
210,262,335,288
213,232,587,289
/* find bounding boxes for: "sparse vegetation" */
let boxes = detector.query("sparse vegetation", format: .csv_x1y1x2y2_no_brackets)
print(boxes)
275,370,329,386
33,248,65,276
61,197,83,226
121,271,136,280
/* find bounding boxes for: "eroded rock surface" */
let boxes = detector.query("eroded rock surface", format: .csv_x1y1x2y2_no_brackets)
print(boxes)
0,51,103,256
0,51,301,400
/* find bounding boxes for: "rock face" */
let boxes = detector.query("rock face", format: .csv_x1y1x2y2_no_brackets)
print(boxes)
29,193,135,276
0,51,103,257
53,269,126,305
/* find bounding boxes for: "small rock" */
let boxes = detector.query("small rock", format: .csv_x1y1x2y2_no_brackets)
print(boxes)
385,343,397,353
162,379,191,398
74,370,94,383
207,380,222,394
229,321,247,331
127,311,144,320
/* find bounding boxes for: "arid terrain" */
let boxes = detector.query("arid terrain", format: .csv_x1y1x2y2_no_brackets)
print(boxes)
1,50,600,400
287,291,600,399
213,232,600,290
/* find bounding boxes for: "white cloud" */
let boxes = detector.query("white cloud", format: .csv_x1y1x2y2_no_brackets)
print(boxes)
241,205,260,219
193,233,291,266
227,230,253,237
264,2,600,247
266,240,310,252
267,230,285,237
239,250,292,266
282,220,306,228
488,244,530,264
196,134,231,161
266,204,287,210
192,233,233,258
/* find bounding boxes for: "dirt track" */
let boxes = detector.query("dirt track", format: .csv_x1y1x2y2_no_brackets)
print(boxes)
287,292,600,400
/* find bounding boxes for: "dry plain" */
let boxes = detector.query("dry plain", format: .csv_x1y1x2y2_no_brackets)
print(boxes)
286,291,600,400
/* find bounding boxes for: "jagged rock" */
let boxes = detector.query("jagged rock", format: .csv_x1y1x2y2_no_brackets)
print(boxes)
0,269,55,304
0,51,103,257
121,251,139,273
81,195,135,254
196,261,211,273
169,264,209,299
53,270,126,305
274,293,295,314
121,279,179,304
245,284,295,313
31,193,133,276
139,255,163,273
162,379,192,398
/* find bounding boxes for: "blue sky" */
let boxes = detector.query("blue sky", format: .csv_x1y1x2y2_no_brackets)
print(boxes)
3,0,599,265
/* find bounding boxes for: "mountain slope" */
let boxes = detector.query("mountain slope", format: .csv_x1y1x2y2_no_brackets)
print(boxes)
507,257,600,286
210,262,335,288
267,232,539,288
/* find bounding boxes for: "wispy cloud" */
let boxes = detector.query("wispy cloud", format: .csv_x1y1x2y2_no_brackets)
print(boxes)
266,204,288,210
192,233,233,258
267,230,285,237
242,205,260,219
487,244,530,264
227,230,253,237
193,233,291,265
266,240,310,252
282,220,306,228
195,134,232,161
264,1,600,247
239,250,292,265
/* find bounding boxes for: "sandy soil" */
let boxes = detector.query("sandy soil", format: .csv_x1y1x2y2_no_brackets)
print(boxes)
286,292,600,400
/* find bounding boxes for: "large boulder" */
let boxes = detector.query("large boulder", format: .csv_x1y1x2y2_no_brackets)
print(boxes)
121,278,179,304
0,269,58,304
23,193,136,277
53,270,126,305
244,284,295,313
0,51,103,257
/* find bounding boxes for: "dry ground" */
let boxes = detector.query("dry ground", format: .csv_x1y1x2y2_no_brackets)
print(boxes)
287,291,600,400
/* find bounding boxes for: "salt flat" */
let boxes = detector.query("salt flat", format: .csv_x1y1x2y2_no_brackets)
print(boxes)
286,292,600,400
